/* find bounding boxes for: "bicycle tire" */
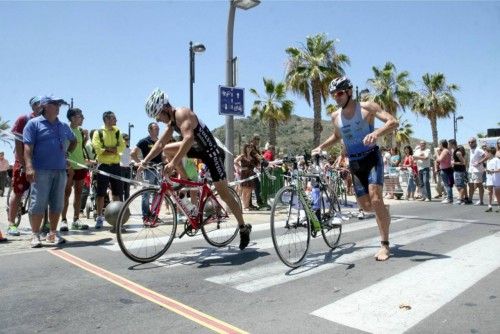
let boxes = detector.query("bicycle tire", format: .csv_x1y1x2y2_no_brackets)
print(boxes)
270,186,310,268
6,187,28,227
116,187,177,263
319,188,342,249
201,187,240,247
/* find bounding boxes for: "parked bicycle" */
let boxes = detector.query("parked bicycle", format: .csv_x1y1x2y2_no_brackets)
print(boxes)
270,155,344,268
116,163,241,263
6,186,49,231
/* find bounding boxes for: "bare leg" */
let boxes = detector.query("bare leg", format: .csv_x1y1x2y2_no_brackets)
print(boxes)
72,180,84,221
477,183,485,204
8,192,23,225
49,211,61,232
96,196,104,216
30,213,44,234
468,183,476,202
213,179,245,227
62,170,75,220
369,184,391,261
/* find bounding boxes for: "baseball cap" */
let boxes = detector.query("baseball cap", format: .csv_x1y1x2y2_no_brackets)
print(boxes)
40,95,68,106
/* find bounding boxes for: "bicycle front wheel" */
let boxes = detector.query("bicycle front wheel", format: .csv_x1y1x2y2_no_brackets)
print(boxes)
270,186,310,268
320,189,342,249
116,187,177,263
201,187,240,247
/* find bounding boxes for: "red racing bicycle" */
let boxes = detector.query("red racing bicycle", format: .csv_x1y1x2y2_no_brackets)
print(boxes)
116,164,241,263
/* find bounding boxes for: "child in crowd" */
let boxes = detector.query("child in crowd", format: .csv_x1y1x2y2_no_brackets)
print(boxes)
485,147,500,212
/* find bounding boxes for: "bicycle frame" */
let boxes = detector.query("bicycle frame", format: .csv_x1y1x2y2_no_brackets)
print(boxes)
285,171,322,233
149,175,229,230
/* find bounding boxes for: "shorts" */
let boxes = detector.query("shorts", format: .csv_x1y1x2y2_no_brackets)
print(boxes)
468,172,484,184
187,145,226,182
68,168,88,181
12,161,30,195
29,170,67,214
96,163,123,197
348,147,384,198
454,171,467,188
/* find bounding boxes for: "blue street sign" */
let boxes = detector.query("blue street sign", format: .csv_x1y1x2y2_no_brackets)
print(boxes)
219,85,244,116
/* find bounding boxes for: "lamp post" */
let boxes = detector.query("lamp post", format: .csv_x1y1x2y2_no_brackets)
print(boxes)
225,0,260,181
189,41,206,111
453,112,463,141
128,122,134,143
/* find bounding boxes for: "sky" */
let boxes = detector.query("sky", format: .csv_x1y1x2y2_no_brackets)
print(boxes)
1,0,499,162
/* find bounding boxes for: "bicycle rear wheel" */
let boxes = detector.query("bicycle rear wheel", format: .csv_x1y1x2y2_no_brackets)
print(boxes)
116,187,177,263
201,187,240,247
319,189,342,249
270,186,310,268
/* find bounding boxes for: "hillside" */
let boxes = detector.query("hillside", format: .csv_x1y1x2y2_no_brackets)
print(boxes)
212,115,427,156
212,115,335,156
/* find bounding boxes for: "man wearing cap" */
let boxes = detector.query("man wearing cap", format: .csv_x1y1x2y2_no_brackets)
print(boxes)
6,96,44,236
23,96,77,247
60,108,90,232
91,111,125,229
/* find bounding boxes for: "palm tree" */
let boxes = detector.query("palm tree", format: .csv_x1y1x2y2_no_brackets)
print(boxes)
0,117,11,147
285,33,350,147
250,78,294,146
412,73,459,147
394,116,413,149
325,103,339,115
366,62,413,146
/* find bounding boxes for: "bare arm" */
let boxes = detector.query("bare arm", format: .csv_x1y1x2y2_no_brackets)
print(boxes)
67,139,77,153
312,112,341,154
24,144,35,183
142,126,173,164
130,147,141,163
15,140,24,164
361,101,399,145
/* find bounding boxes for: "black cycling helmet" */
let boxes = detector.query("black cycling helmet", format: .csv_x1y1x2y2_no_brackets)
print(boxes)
329,76,353,93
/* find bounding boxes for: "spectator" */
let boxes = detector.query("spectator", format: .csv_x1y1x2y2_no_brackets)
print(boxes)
433,147,444,199
120,133,132,201
436,139,454,204
449,140,468,204
6,96,44,236
23,96,76,247
401,145,417,200
334,147,353,196
485,146,500,212
92,111,125,229
248,134,265,209
414,141,432,201
60,108,90,231
0,151,9,197
262,143,275,161
467,137,487,205
234,144,258,211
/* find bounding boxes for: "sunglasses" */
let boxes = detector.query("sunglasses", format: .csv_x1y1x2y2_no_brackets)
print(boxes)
333,90,346,98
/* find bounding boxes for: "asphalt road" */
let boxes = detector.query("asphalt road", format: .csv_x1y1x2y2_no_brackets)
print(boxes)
1,192,499,334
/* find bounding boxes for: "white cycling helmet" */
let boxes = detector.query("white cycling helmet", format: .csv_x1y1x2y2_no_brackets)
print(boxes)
145,88,169,118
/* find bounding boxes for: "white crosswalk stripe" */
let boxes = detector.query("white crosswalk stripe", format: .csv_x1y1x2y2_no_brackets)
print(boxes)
205,220,469,292
311,232,500,334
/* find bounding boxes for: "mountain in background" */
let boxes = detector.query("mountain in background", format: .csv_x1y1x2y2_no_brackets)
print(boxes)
212,115,427,156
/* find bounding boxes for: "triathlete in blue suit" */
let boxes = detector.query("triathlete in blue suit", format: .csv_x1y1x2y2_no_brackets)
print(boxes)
312,77,398,261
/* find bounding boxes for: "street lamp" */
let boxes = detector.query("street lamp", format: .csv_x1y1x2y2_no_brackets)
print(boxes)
225,0,260,181
453,112,463,141
189,41,206,111
128,122,134,143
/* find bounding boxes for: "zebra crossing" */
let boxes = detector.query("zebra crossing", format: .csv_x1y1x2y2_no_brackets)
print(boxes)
101,214,500,333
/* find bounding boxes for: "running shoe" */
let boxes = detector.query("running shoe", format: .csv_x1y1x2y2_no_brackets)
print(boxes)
357,210,365,219
474,201,484,206
71,220,89,230
30,234,42,248
485,206,492,212
59,219,69,232
7,225,20,236
239,224,252,250
95,216,104,229
45,232,66,245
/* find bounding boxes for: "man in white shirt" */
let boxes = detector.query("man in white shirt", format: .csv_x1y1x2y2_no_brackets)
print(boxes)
467,137,487,205
413,141,432,201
